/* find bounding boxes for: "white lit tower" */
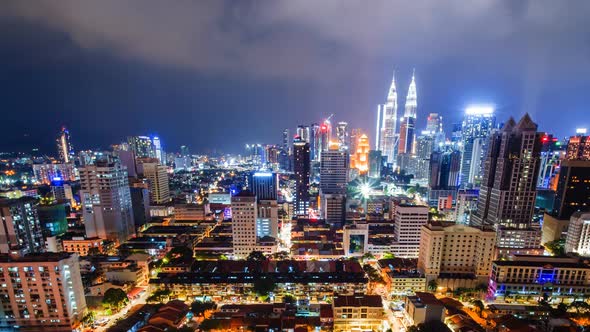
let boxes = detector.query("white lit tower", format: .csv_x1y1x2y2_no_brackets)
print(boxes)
377,72,398,164
399,70,418,155
56,126,75,163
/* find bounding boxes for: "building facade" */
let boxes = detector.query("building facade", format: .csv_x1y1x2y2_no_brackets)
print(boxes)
0,197,44,255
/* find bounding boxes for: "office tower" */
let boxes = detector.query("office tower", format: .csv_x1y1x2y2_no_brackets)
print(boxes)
460,106,496,187
115,148,138,177
565,212,590,255
33,163,77,184
428,149,461,190
310,123,320,161
418,223,496,282
180,145,190,157
565,133,590,160
248,171,278,200
50,179,75,206
398,71,417,155
257,199,279,239
141,161,171,204
393,204,429,258
231,192,260,258
336,122,349,150
537,134,565,189
413,133,434,180
79,161,135,244
0,252,86,331
378,72,399,164
451,123,463,149
278,149,291,172
472,114,542,249
293,138,311,215
552,160,590,219
317,119,332,160
56,126,75,163
127,136,155,159
320,143,349,195
351,134,370,174
282,128,291,155
296,125,310,143
129,179,150,229
245,144,264,165
368,150,382,178
321,193,346,224
0,197,44,255
37,202,68,237
455,189,479,225
152,136,164,163
349,128,362,156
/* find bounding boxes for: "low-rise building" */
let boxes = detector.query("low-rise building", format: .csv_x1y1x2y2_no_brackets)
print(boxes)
332,294,384,332
489,255,590,302
404,292,445,325
378,258,426,296
62,236,105,256
564,212,590,256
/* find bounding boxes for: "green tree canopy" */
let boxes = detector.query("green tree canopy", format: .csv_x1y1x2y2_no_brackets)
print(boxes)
247,250,267,261
191,300,217,316
253,276,276,296
102,288,128,310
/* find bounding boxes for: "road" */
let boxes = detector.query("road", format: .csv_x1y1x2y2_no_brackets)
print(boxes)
92,289,150,332
382,296,407,332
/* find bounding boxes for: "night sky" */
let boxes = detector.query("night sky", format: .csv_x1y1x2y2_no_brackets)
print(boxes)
1,1,589,155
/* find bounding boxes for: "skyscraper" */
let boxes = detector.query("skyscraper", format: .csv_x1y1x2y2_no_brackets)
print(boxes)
180,145,190,157
282,128,291,155
472,114,542,249
141,160,171,204
351,134,370,174
293,138,310,215
56,126,75,163
336,122,349,150
0,197,44,255
398,71,417,155
310,123,320,161
537,134,564,189
428,149,461,190
248,171,278,200
565,133,590,160
426,113,442,134
152,136,164,163
79,161,135,244
296,125,310,143
320,143,349,195
459,106,496,187
378,72,398,164
128,136,155,159
231,191,257,258
368,150,382,179
413,133,434,180
552,160,590,219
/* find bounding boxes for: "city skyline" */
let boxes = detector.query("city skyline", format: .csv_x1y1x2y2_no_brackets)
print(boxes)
1,1,589,154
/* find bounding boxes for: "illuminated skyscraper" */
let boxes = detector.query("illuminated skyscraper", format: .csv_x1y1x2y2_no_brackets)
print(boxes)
296,125,310,143
282,128,291,155
152,136,164,163
248,171,278,200
352,134,370,174
472,114,542,250
460,106,496,187
0,197,44,255
141,160,171,204
56,126,75,163
565,132,590,160
378,72,398,164
128,136,155,159
398,71,417,155
293,138,310,215
336,122,349,150
310,123,320,161
317,120,332,160
368,150,382,179
320,143,349,195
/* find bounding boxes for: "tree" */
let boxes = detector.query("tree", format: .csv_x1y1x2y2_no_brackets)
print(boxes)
271,251,290,260
247,250,266,262
409,321,452,332
102,288,128,310
86,246,101,256
570,301,590,313
470,299,485,317
428,280,438,292
81,311,95,326
545,239,565,256
382,252,396,259
147,288,171,303
199,319,223,331
361,253,375,261
191,300,217,317
283,294,297,304
253,276,276,296
164,246,193,264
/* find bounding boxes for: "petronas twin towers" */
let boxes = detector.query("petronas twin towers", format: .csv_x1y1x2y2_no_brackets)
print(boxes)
376,70,418,165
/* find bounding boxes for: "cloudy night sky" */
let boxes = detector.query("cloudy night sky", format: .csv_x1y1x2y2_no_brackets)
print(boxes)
1,1,589,154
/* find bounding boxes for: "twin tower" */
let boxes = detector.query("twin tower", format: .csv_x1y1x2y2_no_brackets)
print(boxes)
375,70,418,166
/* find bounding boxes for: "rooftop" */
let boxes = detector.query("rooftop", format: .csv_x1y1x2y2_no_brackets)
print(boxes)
333,294,382,308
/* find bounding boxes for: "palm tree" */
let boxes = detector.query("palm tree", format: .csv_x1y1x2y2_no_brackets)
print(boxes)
428,280,438,292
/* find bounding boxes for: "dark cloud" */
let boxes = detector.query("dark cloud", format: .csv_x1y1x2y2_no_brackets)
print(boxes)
1,1,589,153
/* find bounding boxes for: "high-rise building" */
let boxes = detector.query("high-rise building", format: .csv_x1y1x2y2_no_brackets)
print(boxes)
56,126,75,163
293,138,311,215
140,161,171,204
368,150,382,179
418,223,496,283
351,134,370,174
350,128,363,155
129,178,150,229
310,123,320,161
393,204,429,258
37,202,68,237
413,133,434,180
50,179,75,206
336,122,349,150
460,106,496,187
537,134,565,189
33,163,77,184
552,160,590,219
472,114,542,249
317,120,332,160
296,125,310,143
127,136,155,159
378,72,399,164
248,171,278,200
426,113,442,134
565,212,590,256
79,161,135,244
428,149,461,190
0,197,44,255
152,136,164,163
231,192,277,258
321,193,346,225
257,199,279,239
565,133,590,160
282,128,291,155
398,71,417,155
180,145,190,157
0,252,86,332
320,143,349,195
